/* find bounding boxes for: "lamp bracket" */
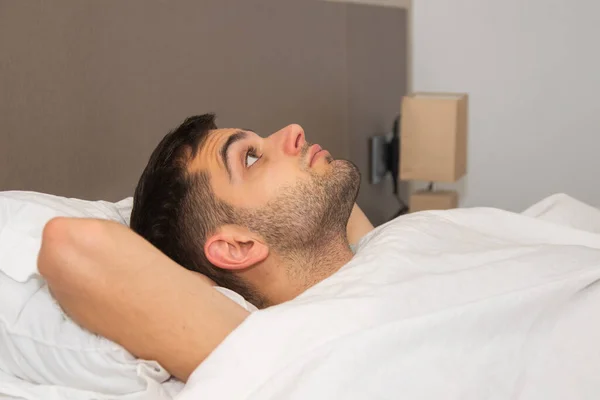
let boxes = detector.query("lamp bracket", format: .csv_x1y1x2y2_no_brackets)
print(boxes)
369,115,401,193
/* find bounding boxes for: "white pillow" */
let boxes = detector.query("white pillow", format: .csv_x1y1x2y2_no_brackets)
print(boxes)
114,196,134,226
0,191,128,282
0,191,255,399
0,191,179,397
522,193,600,234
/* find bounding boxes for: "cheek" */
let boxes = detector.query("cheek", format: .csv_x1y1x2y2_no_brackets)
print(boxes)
248,163,306,204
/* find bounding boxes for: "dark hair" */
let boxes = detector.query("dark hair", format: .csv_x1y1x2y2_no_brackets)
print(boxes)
130,114,254,299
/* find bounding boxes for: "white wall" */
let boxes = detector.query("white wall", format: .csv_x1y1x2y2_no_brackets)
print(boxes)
413,0,600,211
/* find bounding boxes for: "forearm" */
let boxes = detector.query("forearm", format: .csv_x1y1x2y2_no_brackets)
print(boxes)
346,204,374,247
38,218,248,381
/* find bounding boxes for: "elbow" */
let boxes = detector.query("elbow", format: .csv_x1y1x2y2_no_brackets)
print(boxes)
38,217,75,281
38,217,106,284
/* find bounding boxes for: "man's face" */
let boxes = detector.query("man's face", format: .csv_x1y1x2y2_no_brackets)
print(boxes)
189,124,360,253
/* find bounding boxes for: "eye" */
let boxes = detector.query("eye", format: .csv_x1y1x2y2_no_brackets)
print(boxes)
245,147,261,168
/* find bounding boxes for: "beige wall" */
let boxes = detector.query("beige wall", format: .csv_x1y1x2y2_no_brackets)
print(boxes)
0,0,407,225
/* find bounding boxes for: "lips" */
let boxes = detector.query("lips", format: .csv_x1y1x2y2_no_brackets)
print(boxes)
308,144,323,167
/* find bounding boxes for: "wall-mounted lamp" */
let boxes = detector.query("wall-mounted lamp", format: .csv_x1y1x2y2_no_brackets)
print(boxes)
370,92,468,216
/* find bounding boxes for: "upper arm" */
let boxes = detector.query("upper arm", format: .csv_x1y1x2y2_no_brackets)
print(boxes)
39,217,249,381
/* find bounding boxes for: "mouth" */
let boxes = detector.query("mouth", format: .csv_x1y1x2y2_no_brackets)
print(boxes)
308,144,327,167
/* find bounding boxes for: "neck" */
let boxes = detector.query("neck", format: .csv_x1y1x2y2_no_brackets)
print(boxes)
243,235,354,308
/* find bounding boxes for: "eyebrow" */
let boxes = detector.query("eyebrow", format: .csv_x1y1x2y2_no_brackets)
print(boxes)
220,130,248,180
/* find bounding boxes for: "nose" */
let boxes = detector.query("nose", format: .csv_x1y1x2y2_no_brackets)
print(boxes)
274,124,306,156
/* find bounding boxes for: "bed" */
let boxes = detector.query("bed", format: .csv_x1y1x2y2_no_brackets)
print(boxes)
2,191,600,399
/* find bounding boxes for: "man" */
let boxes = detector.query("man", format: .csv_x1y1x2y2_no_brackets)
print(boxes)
40,116,600,399
38,114,374,381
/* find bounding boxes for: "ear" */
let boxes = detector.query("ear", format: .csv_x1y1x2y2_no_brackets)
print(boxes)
204,225,269,271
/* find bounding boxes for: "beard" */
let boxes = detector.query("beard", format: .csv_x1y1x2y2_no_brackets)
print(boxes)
235,155,360,257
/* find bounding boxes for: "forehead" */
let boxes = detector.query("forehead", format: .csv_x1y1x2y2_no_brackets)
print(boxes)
187,128,237,173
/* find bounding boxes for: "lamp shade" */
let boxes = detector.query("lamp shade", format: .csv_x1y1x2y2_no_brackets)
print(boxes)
399,92,468,182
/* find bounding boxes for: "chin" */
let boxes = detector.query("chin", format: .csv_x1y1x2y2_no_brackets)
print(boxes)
335,159,361,185
329,159,361,206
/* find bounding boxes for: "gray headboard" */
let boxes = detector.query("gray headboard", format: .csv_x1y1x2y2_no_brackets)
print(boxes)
0,0,353,201
1,1,407,225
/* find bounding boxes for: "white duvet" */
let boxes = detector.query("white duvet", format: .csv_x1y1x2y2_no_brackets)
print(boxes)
178,195,600,400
